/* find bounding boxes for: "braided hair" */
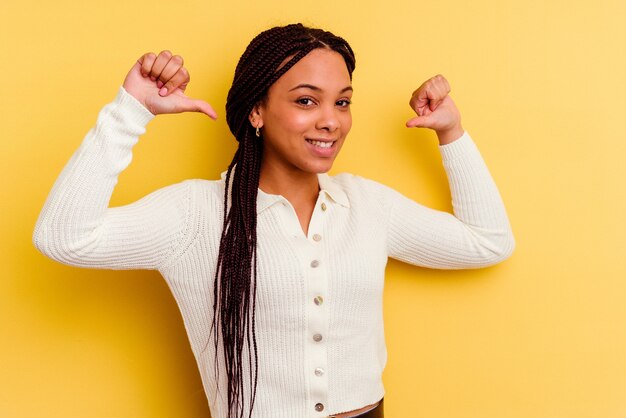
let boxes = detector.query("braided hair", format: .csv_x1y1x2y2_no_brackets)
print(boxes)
214,23,356,418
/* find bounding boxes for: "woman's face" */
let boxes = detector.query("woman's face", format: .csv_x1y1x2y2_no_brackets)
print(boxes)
253,48,353,176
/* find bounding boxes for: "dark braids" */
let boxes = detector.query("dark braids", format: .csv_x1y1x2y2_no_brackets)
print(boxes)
213,23,356,418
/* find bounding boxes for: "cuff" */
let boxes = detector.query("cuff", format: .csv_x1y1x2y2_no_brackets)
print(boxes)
112,86,156,127
438,131,477,162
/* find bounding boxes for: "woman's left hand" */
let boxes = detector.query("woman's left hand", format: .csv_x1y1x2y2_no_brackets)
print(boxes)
406,74,464,145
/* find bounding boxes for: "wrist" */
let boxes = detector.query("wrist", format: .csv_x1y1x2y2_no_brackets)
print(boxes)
437,125,464,145
118,87,156,124
121,85,154,115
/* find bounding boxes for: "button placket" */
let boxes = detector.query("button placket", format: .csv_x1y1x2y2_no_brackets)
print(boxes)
305,195,329,415
306,265,328,413
308,195,327,244
278,198,307,238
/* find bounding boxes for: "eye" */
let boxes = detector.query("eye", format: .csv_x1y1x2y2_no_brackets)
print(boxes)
337,99,352,107
296,97,316,106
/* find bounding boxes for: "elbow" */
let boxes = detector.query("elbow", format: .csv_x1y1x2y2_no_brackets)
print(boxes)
32,208,100,267
493,232,516,263
479,229,516,267
33,223,46,254
457,222,516,269
32,224,57,261
32,223,79,266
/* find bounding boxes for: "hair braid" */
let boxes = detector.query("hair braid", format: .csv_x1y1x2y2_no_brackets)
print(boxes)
213,23,355,418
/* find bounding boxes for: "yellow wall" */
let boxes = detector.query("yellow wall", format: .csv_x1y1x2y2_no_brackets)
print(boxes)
2,0,625,416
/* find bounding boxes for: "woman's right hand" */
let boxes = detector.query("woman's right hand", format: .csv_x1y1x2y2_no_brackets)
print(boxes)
123,50,217,119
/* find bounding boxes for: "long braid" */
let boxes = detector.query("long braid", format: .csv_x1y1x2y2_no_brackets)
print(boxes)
213,23,356,418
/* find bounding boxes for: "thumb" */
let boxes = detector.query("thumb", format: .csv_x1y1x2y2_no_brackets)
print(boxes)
178,96,218,120
406,114,434,128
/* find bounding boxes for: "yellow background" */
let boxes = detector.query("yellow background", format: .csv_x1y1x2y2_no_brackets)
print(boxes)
2,0,625,416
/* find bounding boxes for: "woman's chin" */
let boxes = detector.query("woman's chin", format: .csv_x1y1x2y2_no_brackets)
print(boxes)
304,159,336,175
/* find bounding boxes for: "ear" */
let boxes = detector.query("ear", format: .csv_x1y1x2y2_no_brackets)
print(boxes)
248,104,264,128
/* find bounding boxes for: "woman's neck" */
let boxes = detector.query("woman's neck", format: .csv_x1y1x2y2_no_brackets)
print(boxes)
259,163,319,201
259,163,320,236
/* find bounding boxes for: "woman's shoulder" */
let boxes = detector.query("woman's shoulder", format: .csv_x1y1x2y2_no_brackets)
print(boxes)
181,177,226,203
183,177,224,191
156,177,226,221
326,172,394,195
323,172,398,209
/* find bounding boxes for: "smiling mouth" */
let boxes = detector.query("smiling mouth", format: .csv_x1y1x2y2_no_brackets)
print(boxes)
306,139,335,149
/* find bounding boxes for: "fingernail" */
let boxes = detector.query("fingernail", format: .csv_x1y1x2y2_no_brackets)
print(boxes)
150,76,156,81
157,80,163,88
159,87,168,96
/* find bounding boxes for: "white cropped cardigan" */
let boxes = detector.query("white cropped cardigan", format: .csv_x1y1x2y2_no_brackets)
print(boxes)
33,87,515,417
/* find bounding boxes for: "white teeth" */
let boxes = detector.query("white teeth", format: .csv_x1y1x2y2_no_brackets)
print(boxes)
307,139,333,148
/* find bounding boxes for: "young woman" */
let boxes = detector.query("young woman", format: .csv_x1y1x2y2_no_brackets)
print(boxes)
34,23,515,418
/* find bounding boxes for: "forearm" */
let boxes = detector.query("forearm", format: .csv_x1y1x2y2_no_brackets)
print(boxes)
388,132,515,269
438,131,515,263
33,87,159,268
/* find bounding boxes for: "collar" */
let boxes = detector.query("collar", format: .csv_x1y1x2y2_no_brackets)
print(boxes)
219,171,350,214
317,172,350,208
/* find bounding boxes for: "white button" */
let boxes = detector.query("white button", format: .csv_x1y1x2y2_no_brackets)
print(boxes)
315,367,325,376
313,234,322,242
310,260,320,268
313,333,323,342
315,403,324,412
314,296,324,305
321,203,327,211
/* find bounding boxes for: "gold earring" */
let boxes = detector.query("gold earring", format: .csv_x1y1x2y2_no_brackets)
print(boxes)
256,126,261,137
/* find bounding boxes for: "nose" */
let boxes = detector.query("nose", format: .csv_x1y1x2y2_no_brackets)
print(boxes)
315,104,340,132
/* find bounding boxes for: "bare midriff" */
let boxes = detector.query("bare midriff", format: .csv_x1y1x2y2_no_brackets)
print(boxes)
329,400,381,417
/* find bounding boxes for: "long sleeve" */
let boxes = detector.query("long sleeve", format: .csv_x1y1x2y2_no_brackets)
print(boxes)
385,131,515,269
33,87,192,270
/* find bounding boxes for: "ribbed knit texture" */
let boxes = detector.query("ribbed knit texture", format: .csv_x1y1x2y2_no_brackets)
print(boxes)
33,87,515,418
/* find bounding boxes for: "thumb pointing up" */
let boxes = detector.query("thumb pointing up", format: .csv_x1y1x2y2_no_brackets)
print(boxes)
405,74,461,133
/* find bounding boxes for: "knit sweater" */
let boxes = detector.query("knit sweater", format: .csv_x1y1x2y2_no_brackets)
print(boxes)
33,87,515,418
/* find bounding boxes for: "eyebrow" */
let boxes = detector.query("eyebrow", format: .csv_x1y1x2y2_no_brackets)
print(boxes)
289,83,353,94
